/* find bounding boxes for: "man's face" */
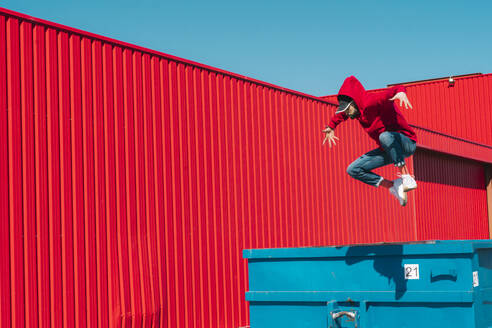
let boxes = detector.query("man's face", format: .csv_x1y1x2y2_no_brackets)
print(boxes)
346,102,360,119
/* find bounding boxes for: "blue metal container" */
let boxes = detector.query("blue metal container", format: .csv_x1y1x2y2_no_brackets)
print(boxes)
244,240,492,328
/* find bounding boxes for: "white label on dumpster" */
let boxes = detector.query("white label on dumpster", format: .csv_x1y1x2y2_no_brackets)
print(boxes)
404,264,419,280
473,271,479,287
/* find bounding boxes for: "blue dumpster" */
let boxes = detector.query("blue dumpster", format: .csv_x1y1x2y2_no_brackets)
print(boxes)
244,240,492,328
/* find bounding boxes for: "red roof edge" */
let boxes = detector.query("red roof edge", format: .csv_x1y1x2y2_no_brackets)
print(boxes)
387,73,488,87
412,125,492,164
0,6,330,104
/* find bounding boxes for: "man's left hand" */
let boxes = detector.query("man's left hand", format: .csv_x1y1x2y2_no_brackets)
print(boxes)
390,92,413,109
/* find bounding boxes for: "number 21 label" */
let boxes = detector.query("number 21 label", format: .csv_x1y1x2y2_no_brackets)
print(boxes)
404,264,420,280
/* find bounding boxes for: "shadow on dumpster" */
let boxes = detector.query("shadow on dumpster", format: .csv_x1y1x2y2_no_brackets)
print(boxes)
344,245,407,300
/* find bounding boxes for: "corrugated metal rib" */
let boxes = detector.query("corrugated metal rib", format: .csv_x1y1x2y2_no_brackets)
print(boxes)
1,9,490,328
0,14,10,328
7,16,25,328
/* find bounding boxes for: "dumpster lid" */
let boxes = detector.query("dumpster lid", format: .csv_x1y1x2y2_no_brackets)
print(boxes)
243,239,492,259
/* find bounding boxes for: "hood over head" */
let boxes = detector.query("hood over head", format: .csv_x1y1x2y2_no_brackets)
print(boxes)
337,76,366,112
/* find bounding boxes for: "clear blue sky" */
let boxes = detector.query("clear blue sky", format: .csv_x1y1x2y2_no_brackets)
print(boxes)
3,0,492,96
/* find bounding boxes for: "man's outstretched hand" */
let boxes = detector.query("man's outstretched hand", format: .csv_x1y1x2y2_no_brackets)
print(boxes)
390,92,413,109
322,127,339,147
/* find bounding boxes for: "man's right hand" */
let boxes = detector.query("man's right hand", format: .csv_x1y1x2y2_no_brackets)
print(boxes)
322,127,339,147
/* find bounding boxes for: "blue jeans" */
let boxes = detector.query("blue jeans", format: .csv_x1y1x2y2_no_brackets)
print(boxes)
346,132,417,187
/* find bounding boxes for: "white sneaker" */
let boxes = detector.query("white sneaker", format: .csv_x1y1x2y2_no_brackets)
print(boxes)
389,178,407,206
401,174,417,192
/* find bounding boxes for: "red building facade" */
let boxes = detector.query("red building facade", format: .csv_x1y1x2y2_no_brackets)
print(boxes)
1,7,491,328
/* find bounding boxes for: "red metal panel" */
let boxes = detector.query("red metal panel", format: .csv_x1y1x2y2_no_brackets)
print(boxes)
46,26,63,328
33,23,49,328
81,36,98,328
92,39,110,328
58,29,76,328
142,53,159,326
160,58,176,328
7,16,25,328
190,73,203,321
113,45,132,328
20,20,38,328
123,47,143,327
69,33,88,328
132,50,151,328
414,150,489,240
150,55,166,327
402,74,492,147
102,42,121,328
0,13,11,328
0,15,11,327
1,8,491,328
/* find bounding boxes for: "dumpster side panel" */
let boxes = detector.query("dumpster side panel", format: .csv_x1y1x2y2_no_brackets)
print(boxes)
246,241,492,328
249,301,476,328
477,249,492,289
249,302,327,328
366,303,475,328
476,249,492,327
248,255,474,294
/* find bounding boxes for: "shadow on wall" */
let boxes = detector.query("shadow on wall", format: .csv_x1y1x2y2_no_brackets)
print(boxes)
414,149,486,189
344,245,407,300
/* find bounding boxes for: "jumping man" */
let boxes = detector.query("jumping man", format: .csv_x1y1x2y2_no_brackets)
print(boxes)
322,76,417,206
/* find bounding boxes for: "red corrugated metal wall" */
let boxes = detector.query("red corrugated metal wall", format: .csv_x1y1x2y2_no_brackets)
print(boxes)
0,8,490,328
403,74,492,146
0,10,419,328
414,150,489,240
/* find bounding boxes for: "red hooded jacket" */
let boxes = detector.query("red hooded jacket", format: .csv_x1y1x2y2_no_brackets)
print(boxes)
327,76,417,147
